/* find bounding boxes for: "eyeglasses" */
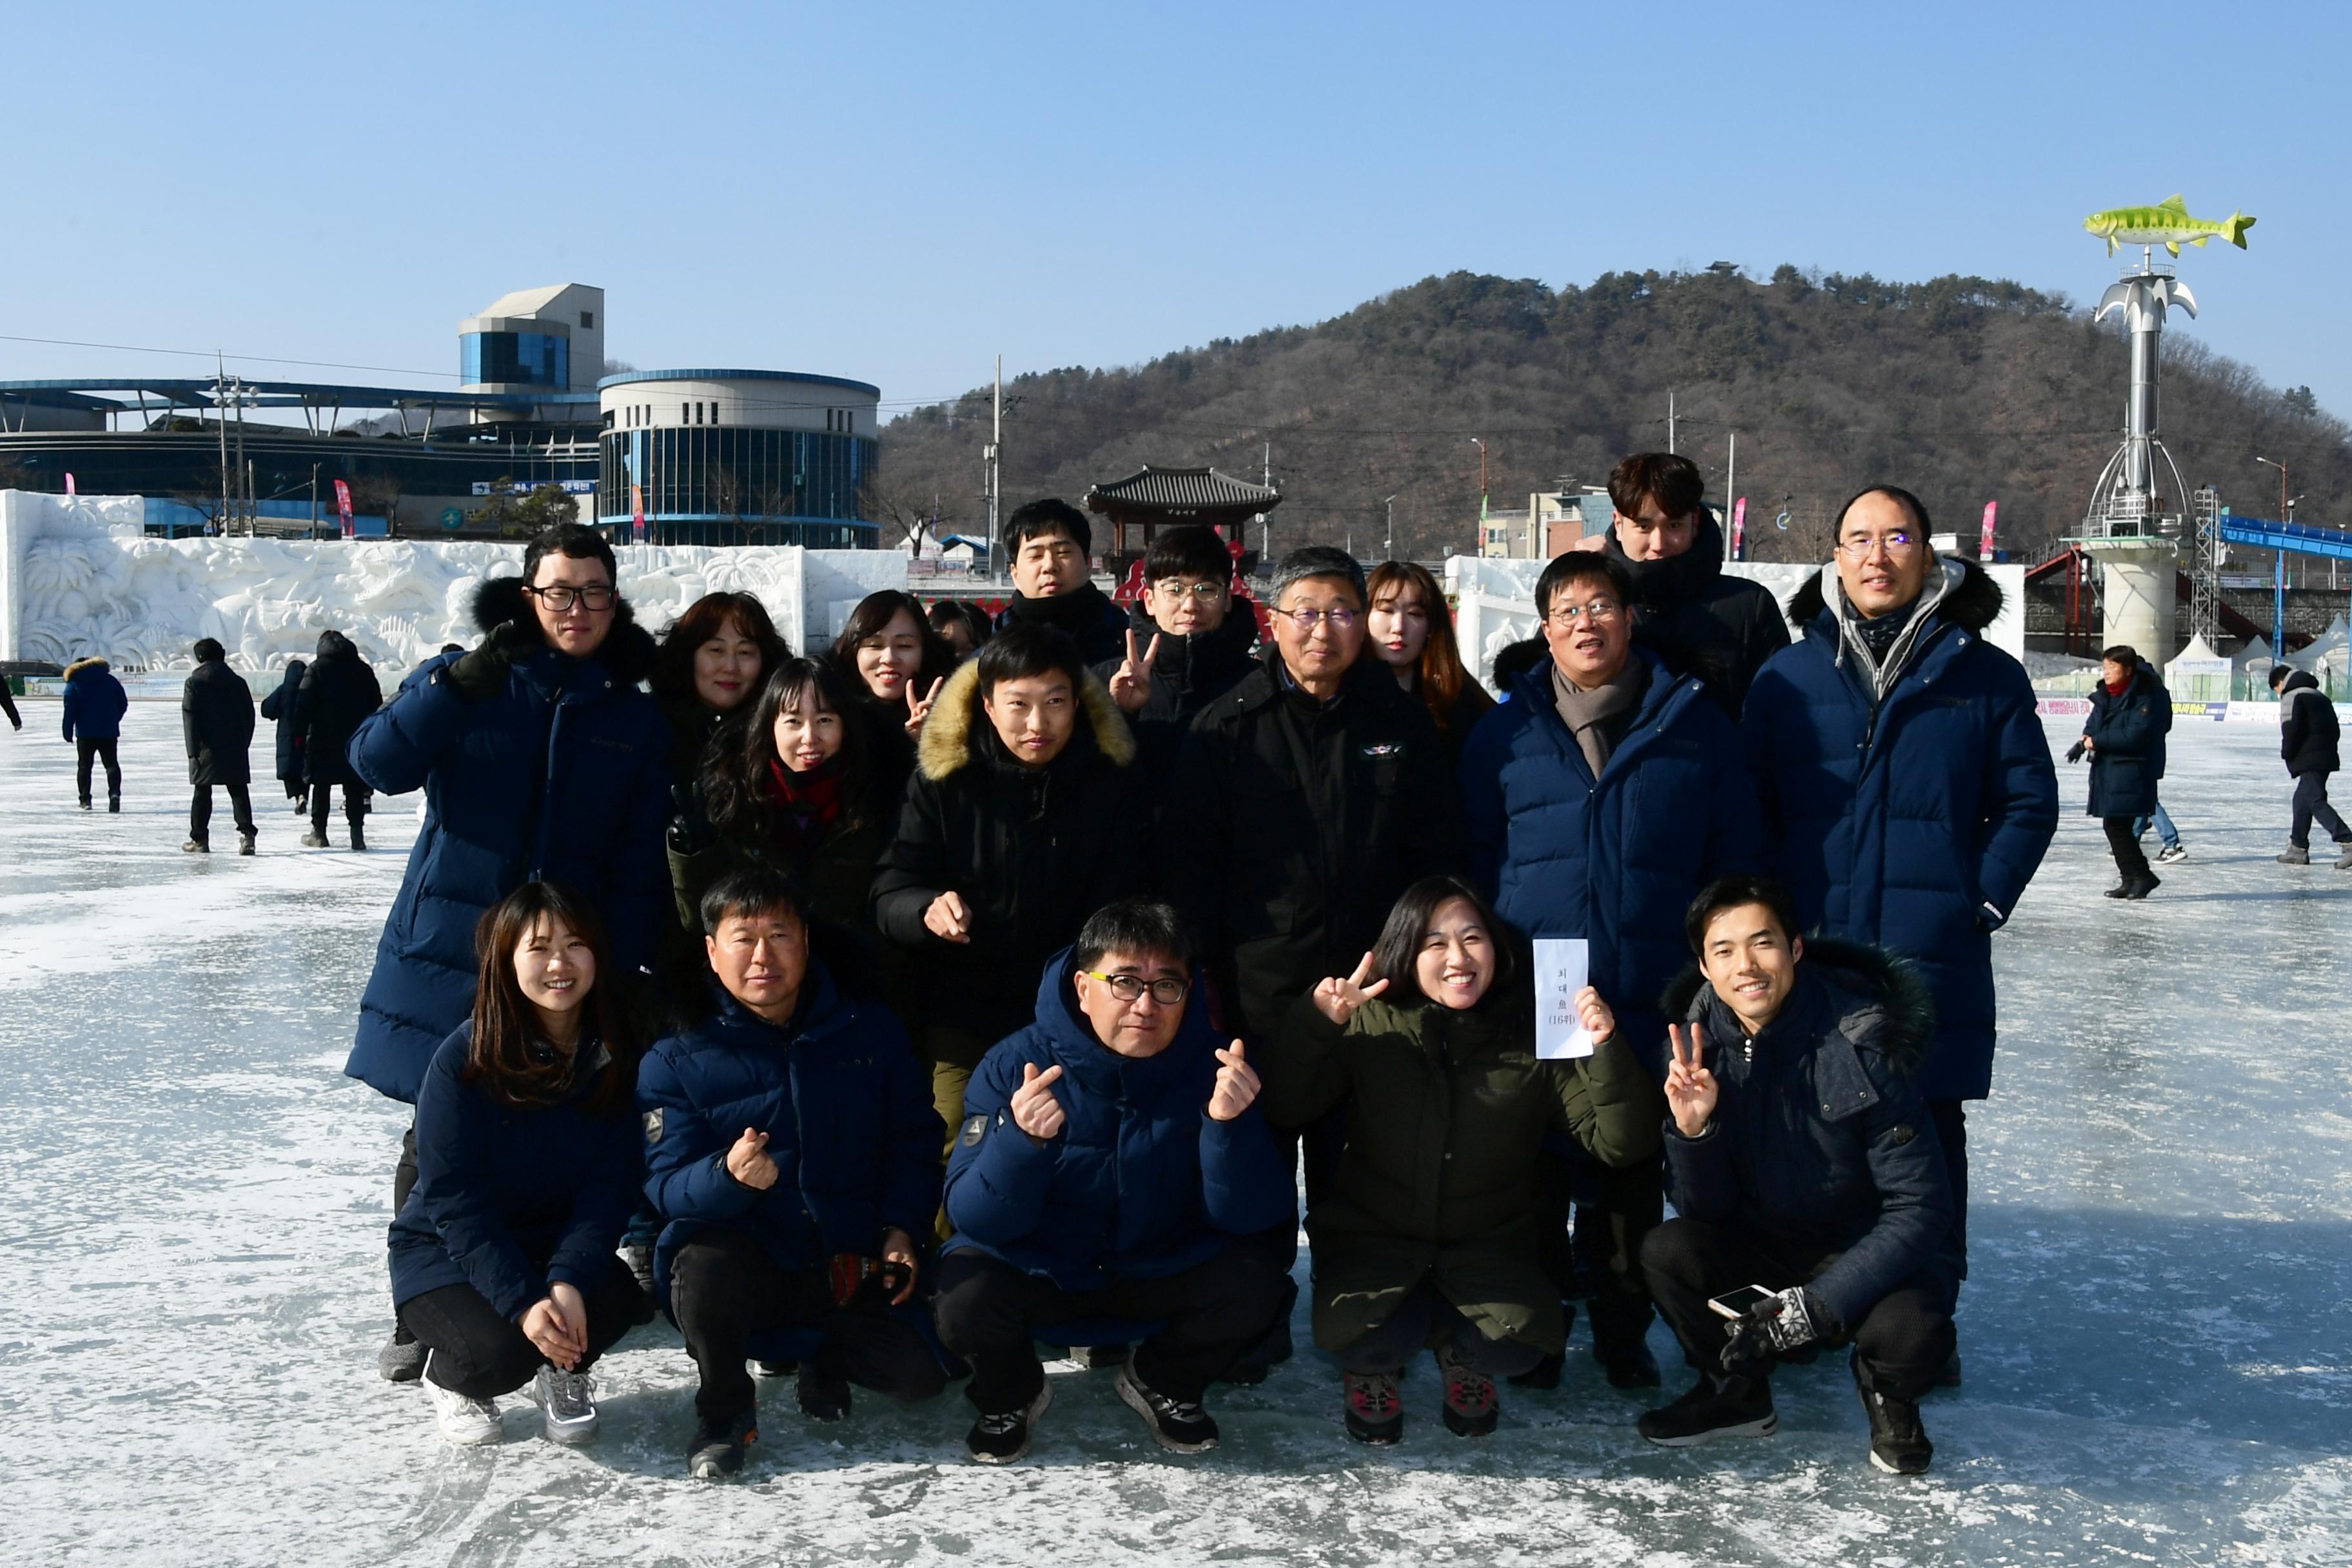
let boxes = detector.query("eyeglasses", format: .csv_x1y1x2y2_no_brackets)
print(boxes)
1835,531,1919,560
1278,607,1360,632
1154,581,1227,601
1079,970,1190,1006
1545,598,1624,626
527,584,616,612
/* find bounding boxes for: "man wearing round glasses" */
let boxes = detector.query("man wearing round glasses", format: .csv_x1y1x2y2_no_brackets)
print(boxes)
1742,486,2057,1360
347,522,674,1384
934,899,1291,1464
1096,524,1259,812
1459,548,1763,1388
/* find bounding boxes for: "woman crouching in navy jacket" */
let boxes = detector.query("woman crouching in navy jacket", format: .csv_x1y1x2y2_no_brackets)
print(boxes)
387,881,649,1447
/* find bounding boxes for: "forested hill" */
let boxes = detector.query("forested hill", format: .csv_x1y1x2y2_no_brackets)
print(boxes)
872,266,2350,565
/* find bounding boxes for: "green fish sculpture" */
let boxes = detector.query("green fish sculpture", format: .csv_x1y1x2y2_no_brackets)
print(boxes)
2084,195,2256,257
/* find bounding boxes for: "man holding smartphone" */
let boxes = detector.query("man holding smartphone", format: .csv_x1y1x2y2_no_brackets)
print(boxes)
1634,876,1959,1476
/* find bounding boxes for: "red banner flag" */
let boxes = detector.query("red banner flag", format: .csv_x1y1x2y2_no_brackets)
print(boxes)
1730,496,1747,562
333,479,354,538
1979,501,1998,561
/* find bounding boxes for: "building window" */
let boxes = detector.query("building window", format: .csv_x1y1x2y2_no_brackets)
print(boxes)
580,311,594,329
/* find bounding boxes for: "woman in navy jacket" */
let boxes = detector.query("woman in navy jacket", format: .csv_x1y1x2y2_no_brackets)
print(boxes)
389,881,647,1447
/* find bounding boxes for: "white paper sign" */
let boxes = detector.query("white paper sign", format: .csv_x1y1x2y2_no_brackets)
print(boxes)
1535,937,1594,1060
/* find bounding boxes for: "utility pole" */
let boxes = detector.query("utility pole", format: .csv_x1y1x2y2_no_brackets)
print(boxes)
215,354,231,531
1261,441,1272,560
310,463,320,537
986,355,1002,578
1668,389,1677,455
1470,437,1489,554
233,377,250,533
1384,493,1398,562
1725,431,1736,562
2257,455,2288,603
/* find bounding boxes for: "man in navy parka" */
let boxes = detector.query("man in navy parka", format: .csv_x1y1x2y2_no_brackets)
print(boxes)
346,524,671,1378
933,899,1293,1465
1741,486,2057,1289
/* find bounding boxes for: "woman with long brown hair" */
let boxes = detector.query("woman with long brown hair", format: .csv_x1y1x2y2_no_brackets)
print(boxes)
652,591,791,787
829,590,957,747
1365,562,1494,758
386,881,647,1449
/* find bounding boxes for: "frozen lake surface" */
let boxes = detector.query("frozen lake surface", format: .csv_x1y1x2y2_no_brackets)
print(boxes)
3,704,2347,1566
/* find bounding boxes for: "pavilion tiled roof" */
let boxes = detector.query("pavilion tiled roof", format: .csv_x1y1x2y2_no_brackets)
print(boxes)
1085,466,1282,513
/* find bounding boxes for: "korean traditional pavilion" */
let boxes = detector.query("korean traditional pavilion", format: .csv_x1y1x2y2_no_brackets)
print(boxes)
1083,465,1282,559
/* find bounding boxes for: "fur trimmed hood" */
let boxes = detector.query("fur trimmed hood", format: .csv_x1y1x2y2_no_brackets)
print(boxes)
915,655,1137,781
64,657,112,679
468,574,658,688
1661,936,1936,1079
1787,554,2003,636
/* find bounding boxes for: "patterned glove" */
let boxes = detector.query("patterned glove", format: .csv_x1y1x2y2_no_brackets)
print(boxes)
1720,1287,1828,1369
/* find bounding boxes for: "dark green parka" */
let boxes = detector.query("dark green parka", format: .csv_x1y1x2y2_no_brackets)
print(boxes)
1260,980,1661,1356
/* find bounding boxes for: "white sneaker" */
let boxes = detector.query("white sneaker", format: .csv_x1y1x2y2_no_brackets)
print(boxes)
531,1364,600,1444
424,1351,502,1446
2154,844,2187,865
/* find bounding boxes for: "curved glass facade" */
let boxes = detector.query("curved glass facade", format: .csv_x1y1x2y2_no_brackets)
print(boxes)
596,426,877,546
461,331,570,388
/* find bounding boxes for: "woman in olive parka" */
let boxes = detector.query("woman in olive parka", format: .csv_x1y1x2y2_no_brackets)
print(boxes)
1259,875,1661,1445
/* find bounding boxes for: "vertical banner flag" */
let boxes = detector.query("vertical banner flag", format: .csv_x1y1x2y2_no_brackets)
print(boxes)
1534,938,1594,1060
631,484,647,544
1730,496,1747,561
64,473,77,495
333,479,354,538
1979,501,1998,561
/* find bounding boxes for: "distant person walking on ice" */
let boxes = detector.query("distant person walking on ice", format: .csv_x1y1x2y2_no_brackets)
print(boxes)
61,655,129,812
259,656,309,808
2073,644,2167,899
0,674,21,731
297,630,384,851
181,638,258,856
347,522,672,1384
2269,664,2351,868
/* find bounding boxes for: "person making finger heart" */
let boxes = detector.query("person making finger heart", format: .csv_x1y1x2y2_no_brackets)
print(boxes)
1634,875,1960,1478
931,899,1294,1466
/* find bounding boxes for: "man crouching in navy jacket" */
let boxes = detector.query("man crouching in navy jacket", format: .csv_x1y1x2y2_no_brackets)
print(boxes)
1636,874,1959,1477
932,899,1293,1465
637,867,946,1481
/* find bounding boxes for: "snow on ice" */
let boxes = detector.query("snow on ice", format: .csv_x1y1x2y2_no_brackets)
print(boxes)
1,708,2347,1566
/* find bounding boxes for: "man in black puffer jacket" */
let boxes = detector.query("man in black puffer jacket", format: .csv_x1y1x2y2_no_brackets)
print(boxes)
1093,524,1259,830
1598,453,1789,718
2270,664,2351,868
1637,875,1958,1477
871,623,1144,1139
990,498,1130,665
298,629,384,851
182,638,257,854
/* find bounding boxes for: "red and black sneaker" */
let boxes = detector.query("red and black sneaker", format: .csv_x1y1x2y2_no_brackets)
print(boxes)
1436,1345,1499,1438
1343,1370,1404,1444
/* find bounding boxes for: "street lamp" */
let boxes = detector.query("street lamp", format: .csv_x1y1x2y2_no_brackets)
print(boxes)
1383,493,1398,563
2255,456,2288,520
1469,438,1489,553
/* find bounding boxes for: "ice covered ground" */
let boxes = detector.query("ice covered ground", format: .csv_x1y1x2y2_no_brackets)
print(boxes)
2,707,2347,1567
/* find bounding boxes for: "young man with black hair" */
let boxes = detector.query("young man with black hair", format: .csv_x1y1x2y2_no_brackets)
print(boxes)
1095,524,1259,809
932,898,1292,1464
992,498,1130,665
1636,875,1957,1475
181,637,258,855
1743,486,2056,1334
2269,663,2351,868
348,521,673,1382
871,622,1144,1139
1458,547,1763,1388
639,867,946,1479
1600,452,1789,715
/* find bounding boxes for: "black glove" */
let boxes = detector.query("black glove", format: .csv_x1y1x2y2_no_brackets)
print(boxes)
2064,740,2087,765
445,621,532,703
1720,1287,1830,1370
666,782,717,858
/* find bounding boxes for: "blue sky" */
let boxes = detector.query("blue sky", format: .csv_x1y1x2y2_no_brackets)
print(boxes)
7,1,2347,461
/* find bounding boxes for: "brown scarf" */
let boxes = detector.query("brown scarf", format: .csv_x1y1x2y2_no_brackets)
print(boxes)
1551,657,1650,779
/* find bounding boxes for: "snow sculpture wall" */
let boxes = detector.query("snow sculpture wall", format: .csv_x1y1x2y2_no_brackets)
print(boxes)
0,491,834,674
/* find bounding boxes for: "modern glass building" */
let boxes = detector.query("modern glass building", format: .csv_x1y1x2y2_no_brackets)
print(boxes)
596,369,879,547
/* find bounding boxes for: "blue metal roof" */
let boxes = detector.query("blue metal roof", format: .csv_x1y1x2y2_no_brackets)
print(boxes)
595,368,881,398
0,377,595,412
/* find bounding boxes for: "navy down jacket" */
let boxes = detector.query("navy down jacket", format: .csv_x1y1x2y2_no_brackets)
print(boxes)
1661,941,1959,1331
60,658,128,742
1740,560,2058,1102
1459,648,1763,1076
942,950,1295,1291
387,1024,642,1318
344,578,672,1103
635,963,943,1297
259,659,308,783
2083,662,2168,819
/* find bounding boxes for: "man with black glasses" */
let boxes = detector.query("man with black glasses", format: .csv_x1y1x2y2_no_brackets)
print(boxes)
348,522,672,1384
1742,487,2055,1369
1458,549,1761,1388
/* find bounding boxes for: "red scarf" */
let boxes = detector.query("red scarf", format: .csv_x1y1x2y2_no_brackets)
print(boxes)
764,757,844,852
2102,676,2130,697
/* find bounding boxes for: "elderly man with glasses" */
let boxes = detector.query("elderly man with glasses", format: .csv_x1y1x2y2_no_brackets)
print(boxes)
932,899,1292,1464
1741,487,2056,1380
1458,548,1764,1389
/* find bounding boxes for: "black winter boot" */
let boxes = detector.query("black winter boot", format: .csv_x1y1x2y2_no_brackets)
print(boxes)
1856,1363,1933,1475
1637,1371,1777,1447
